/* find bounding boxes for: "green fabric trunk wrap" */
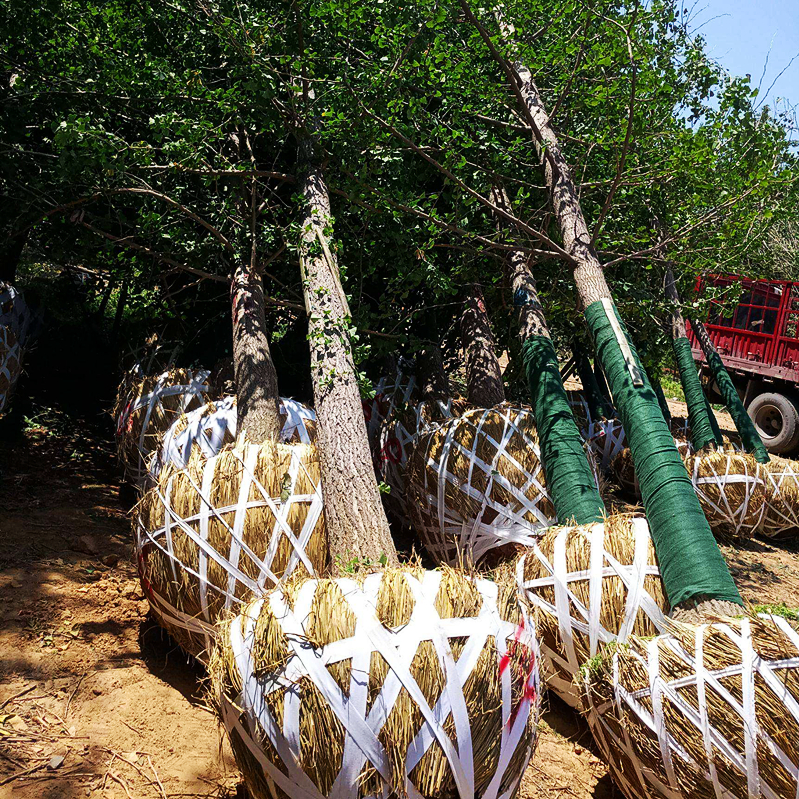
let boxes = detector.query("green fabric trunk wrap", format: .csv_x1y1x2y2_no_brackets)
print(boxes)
704,347,770,463
572,342,607,420
704,394,725,444
649,372,672,424
672,336,722,449
593,358,613,408
584,300,742,608
522,336,605,526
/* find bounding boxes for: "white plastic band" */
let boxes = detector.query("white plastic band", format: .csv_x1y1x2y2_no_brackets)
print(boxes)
135,443,324,660
517,517,669,708
412,405,559,566
0,326,22,416
762,461,799,537
585,615,799,799
220,571,541,799
151,395,317,480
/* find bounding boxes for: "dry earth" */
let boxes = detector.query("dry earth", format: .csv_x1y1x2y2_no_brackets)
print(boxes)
0,399,797,799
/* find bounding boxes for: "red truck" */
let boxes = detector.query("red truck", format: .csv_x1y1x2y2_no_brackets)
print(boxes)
687,274,799,454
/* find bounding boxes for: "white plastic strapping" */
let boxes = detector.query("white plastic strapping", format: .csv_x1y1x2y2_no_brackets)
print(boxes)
411,405,556,567
152,395,316,479
583,615,799,799
762,459,799,538
516,517,669,708
687,453,767,539
136,443,324,660
0,325,22,417
117,369,210,485
219,570,541,799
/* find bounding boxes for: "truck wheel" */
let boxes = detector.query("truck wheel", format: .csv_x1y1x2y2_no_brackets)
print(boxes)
747,392,799,454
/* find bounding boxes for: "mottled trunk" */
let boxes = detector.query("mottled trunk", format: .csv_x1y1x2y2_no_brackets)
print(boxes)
461,283,505,407
231,260,282,442
489,11,740,616
298,143,398,570
664,268,688,339
416,345,450,401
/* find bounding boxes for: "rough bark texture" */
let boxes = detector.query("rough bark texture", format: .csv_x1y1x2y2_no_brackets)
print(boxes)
231,261,283,442
461,283,506,407
298,145,398,570
491,185,550,340
416,346,451,401
664,268,688,339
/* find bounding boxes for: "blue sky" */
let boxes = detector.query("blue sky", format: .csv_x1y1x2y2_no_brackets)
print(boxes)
689,0,799,109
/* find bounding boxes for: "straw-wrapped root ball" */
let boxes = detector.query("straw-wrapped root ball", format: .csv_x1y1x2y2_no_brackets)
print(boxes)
114,367,210,485
760,455,799,538
685,450,767,539
516,514,669,708
211,566,541,799
150,395,317,481
0,325,22,417
376,397,466,524
582,614,799,799
407,403,556,567
134,440,327,660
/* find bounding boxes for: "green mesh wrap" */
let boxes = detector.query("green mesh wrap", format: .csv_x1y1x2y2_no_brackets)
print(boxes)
672,336,722,450
703,345,770,463
522,336,605,526
704,393,725,444
593,359,613,409
572,340,608,420
648,370,672,424
585,300,742,608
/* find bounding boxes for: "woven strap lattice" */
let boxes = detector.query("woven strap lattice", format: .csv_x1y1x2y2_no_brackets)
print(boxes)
152,396,316,479
363,366,417,451
136,444,324,658
0,283,34,347
0,325,22,416
410,405,556,566
687,452,767,539
584,615,799,799
118,369,210,484
220,571,540,799
761,459,799,537
516,517,669,708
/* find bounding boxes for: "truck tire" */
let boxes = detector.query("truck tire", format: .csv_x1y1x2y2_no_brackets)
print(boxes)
747,392,799,454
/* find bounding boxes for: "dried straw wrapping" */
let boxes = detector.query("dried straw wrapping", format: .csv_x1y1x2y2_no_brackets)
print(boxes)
210,566,541,799
134,440,326,660
582,614,799,799
760,455,799,538
376,397,467,524
407,404,556,567
114,368,210,485
150,395,317,481
567,391,627,472
516,514,669,708
685,450,767,539
0,325,22,417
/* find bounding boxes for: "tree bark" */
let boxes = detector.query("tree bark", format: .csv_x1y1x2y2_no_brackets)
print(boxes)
298,141,398,570
461,283,505,407
664,268,688,339
416,345,451,402
471,6,742,617
231,260,283,442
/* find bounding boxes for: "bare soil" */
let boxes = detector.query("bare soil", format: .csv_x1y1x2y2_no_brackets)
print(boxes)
0,401,797,799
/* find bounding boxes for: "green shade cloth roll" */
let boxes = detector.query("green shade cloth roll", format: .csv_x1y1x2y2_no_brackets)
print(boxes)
523,335,605,526
672,336,722,450
585,300,742,608
703,344,770,463
572,340,608,421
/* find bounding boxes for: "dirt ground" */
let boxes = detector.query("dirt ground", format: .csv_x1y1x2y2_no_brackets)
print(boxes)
1,399,798,799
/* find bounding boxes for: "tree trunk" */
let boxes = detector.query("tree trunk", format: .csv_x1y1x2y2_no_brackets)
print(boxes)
664,268,688,339
231,260,283,442
416,345,450,402
480,8,741,616
0,227,27,283
298,141,398,570
461,283,505,407
493,184,604,525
